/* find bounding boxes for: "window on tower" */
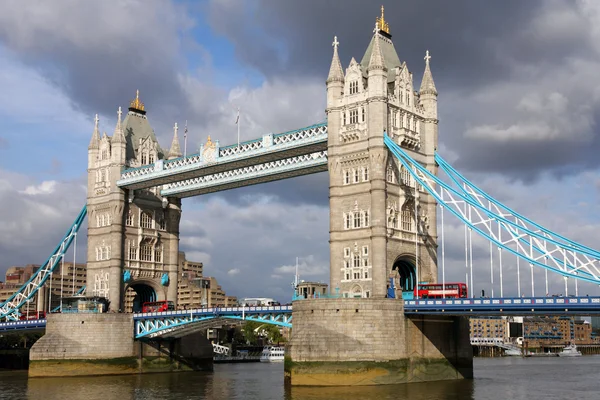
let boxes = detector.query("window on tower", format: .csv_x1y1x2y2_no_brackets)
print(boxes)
353,169,359,183
344,170,350,185
344,213,351,230
140,211,153,229
401,203,413,232
140,243,152,261
349,81,358,94
363,167,369,181
126,211,134,227
354,212,361,229
350,109,358,124
141,152,147,165
362,107,365,122
128,243,137,260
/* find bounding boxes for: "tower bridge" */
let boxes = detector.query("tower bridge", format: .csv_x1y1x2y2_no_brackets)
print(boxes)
2,6,600,385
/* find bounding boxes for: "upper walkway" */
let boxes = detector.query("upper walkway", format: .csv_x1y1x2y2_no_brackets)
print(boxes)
116,123,327,197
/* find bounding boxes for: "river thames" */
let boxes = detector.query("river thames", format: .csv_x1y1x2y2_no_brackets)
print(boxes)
0,356,597,400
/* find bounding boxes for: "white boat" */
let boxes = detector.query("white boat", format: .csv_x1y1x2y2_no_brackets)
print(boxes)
558,344,582,357
260,345,285,362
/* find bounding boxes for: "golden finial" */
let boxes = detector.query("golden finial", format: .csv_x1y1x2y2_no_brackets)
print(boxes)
376,5,390,34
129,89,145,112
206,135,215,148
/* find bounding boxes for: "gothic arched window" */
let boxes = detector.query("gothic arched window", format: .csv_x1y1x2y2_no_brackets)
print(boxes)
140,211,153,229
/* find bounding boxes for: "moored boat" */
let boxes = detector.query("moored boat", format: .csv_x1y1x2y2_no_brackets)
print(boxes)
259,345,285,362
558,343,582,357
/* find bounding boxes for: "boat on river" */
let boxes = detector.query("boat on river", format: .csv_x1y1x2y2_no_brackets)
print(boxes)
259,346,285,362
558,344,582,357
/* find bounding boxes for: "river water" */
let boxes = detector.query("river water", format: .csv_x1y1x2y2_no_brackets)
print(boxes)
0,357,597,400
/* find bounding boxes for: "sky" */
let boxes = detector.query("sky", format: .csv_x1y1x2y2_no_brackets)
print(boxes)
1,0,600,302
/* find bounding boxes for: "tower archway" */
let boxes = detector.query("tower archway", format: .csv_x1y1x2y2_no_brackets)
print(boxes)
392,256,416,300
126,282,158,313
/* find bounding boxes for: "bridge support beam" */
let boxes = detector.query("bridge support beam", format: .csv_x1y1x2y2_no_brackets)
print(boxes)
285,298,472,386
28,314,213,377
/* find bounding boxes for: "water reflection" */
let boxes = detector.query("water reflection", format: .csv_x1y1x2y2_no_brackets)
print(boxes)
0,357,597,400
286,379,474,400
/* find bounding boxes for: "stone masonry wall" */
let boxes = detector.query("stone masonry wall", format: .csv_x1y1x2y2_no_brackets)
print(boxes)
286,298,473,386
288,298,406,362
30,313,134,361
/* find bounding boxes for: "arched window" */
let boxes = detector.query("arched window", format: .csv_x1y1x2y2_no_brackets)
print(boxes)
344,170,350,185
140,212,153,229
362,107,365,122
345,213,351,229
141,152,148,165
149,153,155,164
363,167,369,181
401,202,413,232
353,254,360,268
354,212,361,228
363,210,369,227
353,169,359,183
387,168,394,183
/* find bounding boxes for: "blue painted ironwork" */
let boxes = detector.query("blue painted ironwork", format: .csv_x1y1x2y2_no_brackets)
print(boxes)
384,135,600,285
404,296,600,316
0,319,46,333
161,273,169,286
123,271,132,282
134,305,292,338
50,285,86,313
0,206,87,321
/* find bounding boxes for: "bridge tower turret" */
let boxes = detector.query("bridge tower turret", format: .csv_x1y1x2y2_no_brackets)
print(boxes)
86,92,181,312
327,9,438,300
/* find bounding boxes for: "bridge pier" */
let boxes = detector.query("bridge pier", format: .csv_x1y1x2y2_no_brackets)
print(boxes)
285,298,472,386
28,313,213,377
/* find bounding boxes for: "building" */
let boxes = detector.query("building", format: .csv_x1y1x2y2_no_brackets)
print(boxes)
0,262,87,313
325,13,438,299
122,251,237,311
469,317,507,342
296,281,328,299
86,93,182,310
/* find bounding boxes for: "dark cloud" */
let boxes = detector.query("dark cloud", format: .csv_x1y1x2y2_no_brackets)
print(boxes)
208,0,600,181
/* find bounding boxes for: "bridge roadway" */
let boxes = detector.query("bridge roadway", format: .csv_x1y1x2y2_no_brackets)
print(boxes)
3,296,600,336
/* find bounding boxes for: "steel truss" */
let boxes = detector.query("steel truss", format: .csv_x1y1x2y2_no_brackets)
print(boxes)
134,306,293,339
384,135,600,285
0,206,87,320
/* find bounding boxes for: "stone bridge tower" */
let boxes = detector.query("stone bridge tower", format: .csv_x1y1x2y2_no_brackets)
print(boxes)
86,92,182,311
327,10,439,299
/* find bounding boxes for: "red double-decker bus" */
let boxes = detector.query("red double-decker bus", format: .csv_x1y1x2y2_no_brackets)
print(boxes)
142,301,175,313
19,311,46,320
415,283,468,299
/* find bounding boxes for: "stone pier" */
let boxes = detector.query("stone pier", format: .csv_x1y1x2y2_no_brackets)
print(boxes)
285,298,472,386
29,313,213,377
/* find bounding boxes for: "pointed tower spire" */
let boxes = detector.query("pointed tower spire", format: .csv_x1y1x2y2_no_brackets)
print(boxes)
88,114,100,149
367,27,387,72
419,50,437,96
168,122,183,160
326,36,344,84
112,106,126,143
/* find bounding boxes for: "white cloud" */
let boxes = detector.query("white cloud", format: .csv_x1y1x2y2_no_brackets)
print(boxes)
20,180,57,195
227,268,241,276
